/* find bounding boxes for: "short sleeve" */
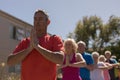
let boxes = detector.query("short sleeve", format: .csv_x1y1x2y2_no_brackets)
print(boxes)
112,59,117,63
51,35,64,52
13,38,30,54
86,54,94,65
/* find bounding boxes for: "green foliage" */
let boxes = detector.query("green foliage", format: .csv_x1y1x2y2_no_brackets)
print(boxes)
104,45,120,60
68,15,120,58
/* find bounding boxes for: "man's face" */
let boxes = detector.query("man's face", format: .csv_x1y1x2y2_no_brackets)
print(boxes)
77,43,85,53
105,53,111,59
34,12,48,35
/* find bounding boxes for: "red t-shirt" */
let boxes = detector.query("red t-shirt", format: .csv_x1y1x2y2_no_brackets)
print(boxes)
13,34,64,80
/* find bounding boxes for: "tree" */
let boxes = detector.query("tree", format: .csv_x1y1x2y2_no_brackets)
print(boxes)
74,16,103,50
68,15,120,57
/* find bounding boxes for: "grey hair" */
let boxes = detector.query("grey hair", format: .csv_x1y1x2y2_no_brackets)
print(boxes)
92,51,99,57
77,40,86,47
104,50,111,55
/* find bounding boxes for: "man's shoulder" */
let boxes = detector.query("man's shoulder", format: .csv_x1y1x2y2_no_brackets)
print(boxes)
83,52,94,64
84,52,92,56
49,34,64,51
20,37,30,43
50,34,63,41
83,52,92,59
110,58,117,63
50,34,60,38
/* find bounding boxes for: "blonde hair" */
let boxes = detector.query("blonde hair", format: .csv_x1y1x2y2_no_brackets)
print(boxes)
64,38,78,53
99,55,106,62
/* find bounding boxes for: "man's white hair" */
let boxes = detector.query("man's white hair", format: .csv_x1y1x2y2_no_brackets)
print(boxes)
92,51,99,57
105,50,111,55
77,41,86,47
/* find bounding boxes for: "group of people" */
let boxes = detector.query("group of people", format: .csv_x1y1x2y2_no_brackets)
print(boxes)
90,51,120,80
7,9,120,80
58,39,120,80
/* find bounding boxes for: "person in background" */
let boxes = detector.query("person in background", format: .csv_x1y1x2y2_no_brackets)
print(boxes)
111,55,120,80
118,59,120,80
90,52,109,80
57,38,86,80
77,41,94,80
104,51,119,80
111,55,119,80
7,9,64,80
99,55,113,80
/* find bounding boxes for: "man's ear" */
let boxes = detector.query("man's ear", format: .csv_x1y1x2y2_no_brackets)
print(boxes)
47,19,50,25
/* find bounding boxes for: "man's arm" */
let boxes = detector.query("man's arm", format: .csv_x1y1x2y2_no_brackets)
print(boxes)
86,64,94,70
35,45,64,64
7,29,34,66
7,46,32,66
86,54,94,70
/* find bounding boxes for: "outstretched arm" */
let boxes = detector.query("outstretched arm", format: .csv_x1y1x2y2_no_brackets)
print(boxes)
35,45,64,64
68,53,86,67
7,29,34,66
7,47,32,66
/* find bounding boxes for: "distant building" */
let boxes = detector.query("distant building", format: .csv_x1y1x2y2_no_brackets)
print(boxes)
0,10,32,73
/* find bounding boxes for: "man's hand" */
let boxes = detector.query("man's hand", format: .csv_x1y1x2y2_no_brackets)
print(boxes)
30,28,39,49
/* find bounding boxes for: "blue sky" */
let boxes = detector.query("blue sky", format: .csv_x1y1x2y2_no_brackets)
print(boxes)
1,0,120,39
